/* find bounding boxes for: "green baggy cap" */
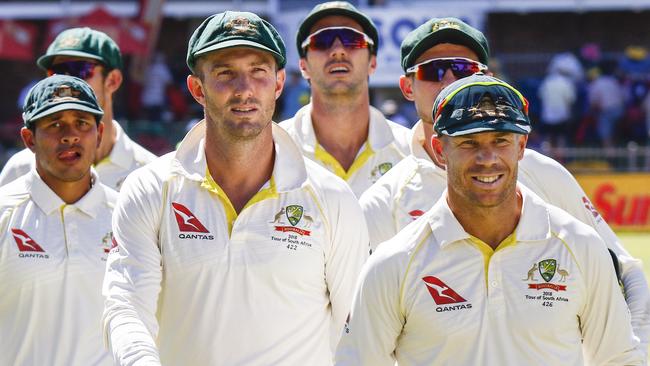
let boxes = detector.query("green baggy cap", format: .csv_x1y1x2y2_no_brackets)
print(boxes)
433,74,531,137
187,11,286,72
37,27,123,71
296,1,378,57
401,17,489,72
22,75,104,128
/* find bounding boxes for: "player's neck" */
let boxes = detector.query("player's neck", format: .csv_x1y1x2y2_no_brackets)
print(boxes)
310,91,370,171
447,189,523,249
95,109,117,163
204,124,275,214
420,119,439,164
37,167,93,204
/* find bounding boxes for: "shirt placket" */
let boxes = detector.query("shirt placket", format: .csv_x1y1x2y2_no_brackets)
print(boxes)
64,206,78,262
486,250,506,317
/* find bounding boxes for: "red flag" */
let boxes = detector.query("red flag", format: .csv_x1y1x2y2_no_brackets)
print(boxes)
45,5,150,56
0,20,37,61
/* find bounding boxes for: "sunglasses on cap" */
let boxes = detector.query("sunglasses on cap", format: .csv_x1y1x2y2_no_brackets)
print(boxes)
406,57,487,82
46,60,100,80
301,27,374,52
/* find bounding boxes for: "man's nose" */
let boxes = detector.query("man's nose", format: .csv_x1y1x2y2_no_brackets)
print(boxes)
329,37,348,57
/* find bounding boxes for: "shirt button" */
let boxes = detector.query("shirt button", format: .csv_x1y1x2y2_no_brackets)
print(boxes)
491,281,498,287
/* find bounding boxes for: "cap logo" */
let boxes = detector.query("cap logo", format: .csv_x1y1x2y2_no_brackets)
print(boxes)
450,109,463,120
51,85,81,101
432,20,460,33
467,94,508,120
57,36,80,48
225,17,258,36
320,1,348,9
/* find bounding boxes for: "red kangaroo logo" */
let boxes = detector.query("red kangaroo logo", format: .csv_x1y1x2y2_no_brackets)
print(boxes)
171,202,209,233
422,276,467,305
11,229,45,252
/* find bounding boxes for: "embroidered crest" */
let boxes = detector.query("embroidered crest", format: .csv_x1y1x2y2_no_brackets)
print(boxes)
466,94,508,121
432,20,460,33
285,205,304,226
538,259,557,282
225,17,258,36
51,85,81,101
57,36,80,48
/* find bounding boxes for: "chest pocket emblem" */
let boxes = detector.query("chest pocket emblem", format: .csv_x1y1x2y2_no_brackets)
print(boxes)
271,205,313,236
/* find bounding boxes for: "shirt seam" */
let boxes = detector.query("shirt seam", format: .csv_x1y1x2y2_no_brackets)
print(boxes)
399,230,432,319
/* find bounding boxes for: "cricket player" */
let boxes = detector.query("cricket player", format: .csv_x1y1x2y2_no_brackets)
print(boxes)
336,74,643,365
359,17,650,352
0,75,116,366
102,11,368,365
0,27,156,190
280,1,410,197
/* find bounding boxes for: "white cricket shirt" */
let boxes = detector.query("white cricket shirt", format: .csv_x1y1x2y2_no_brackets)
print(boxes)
0,120,156,190
102,121,370,366
0,169,117,366
337,186,643,365
279,104,410,197
359,120,650,352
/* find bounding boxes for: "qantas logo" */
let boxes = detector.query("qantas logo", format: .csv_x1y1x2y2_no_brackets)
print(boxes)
171,202,214,240
11,228,49,258
409,209,425,219
422,276,471,312
12,228,44,252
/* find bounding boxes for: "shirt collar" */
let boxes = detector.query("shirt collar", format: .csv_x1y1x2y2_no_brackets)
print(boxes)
98,120,134,170
515,184,553,242
172,119,308,192
427,184,551,249
26,168,106,218
291,103,396,152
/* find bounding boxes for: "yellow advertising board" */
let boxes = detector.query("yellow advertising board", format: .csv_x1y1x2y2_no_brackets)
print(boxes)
575,173,650,231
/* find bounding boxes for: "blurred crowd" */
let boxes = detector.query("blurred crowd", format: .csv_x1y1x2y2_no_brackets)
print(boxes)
533,44,650,150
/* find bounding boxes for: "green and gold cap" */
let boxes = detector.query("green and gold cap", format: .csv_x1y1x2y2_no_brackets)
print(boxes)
401,17,489,72
433,74,531,137
296,1,378,57
37,27,123,70
187,11,286,72
22,75,104,128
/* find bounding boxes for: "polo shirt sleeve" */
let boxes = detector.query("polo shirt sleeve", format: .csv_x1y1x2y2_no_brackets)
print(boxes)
335,243,404,366
323,186,370,354
579,232,644,365
102,169,164,366
359,171,400,252
0,149,33,187
534,160,650,354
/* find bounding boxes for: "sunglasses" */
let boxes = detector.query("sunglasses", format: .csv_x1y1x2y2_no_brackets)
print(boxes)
47,60,100,80
301,26,374,52
406,57,487,82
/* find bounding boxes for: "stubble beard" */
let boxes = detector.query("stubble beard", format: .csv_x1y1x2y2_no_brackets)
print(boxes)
312,71,365,100
205,100,273,143
449,164,519,210
36,153,91,183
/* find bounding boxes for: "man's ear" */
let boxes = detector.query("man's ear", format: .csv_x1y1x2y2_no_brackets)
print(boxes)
298,58,310,81
104,69,123,95
399,75,415,102
367,54,377,76
20,127,36,152
275,68,286,100
430,134,447,169
96,121,105,149
186,75,206,107
517,134,528,161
